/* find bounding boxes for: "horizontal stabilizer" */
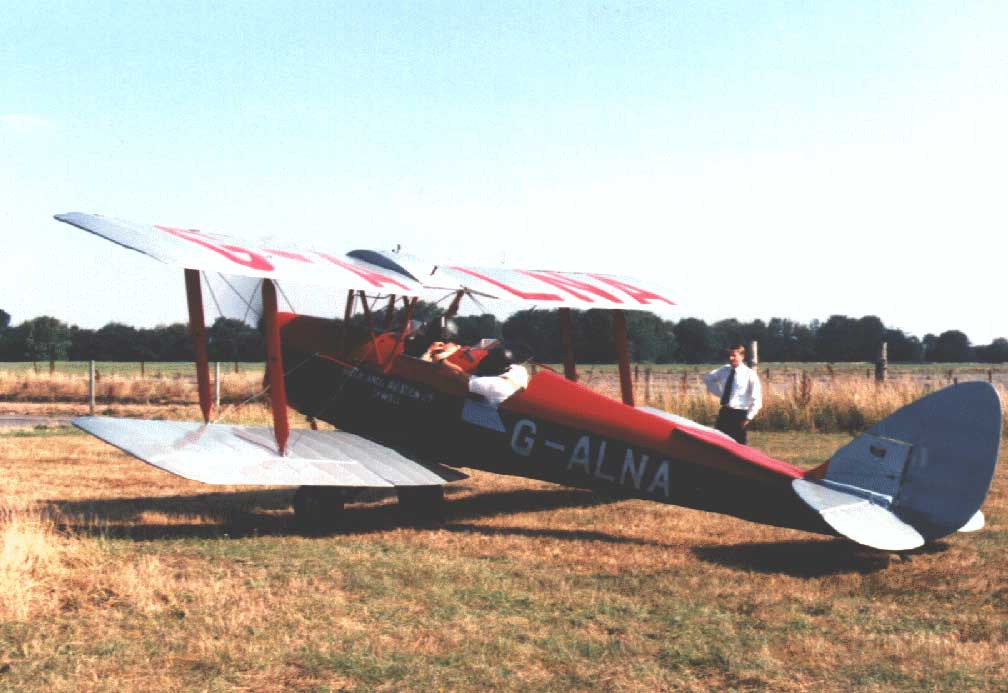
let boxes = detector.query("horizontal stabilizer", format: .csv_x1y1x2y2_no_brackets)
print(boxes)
958,510,985,533
73,416,466,487
792,478,924,550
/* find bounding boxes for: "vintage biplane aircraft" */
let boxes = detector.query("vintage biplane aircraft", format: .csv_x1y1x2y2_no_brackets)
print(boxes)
53,212,1001,551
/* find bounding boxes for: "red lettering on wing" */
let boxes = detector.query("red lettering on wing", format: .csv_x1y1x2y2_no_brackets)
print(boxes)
519,270,622,303
451,267,562,302
156,226,274,271
586,274,675,305
316,252,413,291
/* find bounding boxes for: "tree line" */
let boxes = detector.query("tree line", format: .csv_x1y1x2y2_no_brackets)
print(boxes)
0,306,1005,364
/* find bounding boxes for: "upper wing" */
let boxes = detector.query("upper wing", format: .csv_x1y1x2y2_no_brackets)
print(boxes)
55,213,676,313
434,265,675,310
74,416,466,487
357,249,677,310
54,212,425,295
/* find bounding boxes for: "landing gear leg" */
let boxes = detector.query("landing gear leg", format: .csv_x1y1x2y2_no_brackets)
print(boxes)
292,486,346,534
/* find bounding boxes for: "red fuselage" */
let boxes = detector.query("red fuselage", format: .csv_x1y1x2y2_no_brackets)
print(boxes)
278,313,830,535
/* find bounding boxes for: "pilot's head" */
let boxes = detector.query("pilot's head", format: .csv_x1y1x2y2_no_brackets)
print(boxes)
423,316,458,342
474,343,532,377
474,346,512,377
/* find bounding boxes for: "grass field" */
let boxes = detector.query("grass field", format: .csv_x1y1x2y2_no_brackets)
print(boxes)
0,408,1005,691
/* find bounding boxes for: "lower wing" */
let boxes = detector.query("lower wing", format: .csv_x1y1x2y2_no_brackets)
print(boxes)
74,416,466,487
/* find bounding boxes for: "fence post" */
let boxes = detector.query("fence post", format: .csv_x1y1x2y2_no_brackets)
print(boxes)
989,369,993,383
88,360,95,415
749,340,758,368
875,341,887,382
214,361,221,408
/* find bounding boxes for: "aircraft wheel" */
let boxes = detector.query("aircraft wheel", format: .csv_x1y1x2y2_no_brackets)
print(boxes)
292,486,345,534
397,485,445,522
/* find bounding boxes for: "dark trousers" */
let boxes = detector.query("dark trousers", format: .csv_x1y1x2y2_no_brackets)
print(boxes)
715,407,749,444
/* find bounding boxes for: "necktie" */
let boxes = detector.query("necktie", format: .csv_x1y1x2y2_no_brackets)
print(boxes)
720,368,735,407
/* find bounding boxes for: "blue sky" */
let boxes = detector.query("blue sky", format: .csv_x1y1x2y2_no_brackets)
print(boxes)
3,1,1005,344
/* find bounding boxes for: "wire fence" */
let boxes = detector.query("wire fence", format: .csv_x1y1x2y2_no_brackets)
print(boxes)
2,361,1004,433
0,361,263,378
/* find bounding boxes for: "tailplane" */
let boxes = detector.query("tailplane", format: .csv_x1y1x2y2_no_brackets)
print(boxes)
793,382,1001,550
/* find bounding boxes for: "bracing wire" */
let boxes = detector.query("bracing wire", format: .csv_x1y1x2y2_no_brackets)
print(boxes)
214,273,262,324
275,281,296,313
210,353,315,426
203,271,225,321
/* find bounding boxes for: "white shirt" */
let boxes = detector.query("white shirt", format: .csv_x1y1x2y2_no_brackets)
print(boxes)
703,363,762,420
468,365,530,407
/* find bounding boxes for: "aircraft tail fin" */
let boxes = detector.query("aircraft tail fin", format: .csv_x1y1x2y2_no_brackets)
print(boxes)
792,382,1001,551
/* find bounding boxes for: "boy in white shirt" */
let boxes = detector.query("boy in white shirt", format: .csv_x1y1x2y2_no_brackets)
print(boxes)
703,344,762,444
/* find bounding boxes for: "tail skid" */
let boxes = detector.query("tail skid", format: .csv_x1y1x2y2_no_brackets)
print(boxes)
793,382,1001,551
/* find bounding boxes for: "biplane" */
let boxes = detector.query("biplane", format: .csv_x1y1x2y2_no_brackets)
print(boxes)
53,212,1001,551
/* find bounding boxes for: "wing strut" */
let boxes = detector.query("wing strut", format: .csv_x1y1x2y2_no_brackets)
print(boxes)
384,295,396,327
184,269,213,423
262,279,290,455
613,309,634,406
341,289,355,353
357,290,382,358
445,289,465,318
384,297,418,373
558,307,578,382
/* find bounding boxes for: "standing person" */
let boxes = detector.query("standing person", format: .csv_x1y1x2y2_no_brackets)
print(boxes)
703,344,762,444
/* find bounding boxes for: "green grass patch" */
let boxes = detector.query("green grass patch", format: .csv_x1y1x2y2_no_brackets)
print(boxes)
0,425,81,438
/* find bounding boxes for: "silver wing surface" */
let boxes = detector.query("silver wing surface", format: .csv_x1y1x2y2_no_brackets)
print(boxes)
74,417,466,487
54,213,677,314
54,212,425,294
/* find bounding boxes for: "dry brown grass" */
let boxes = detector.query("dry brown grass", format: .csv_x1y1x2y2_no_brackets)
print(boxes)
0,422,1004,691
0,369,264,406
597,371,1008,435
6,367,1005,435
